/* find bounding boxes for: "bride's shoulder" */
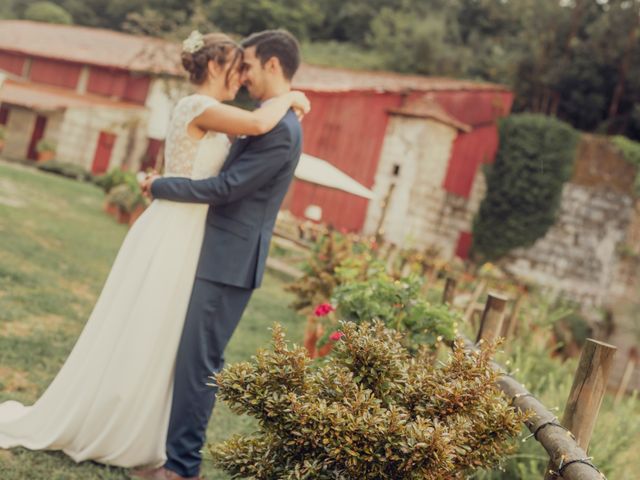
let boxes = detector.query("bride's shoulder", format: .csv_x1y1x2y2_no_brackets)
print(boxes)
177,94,219,109
171,95,220,125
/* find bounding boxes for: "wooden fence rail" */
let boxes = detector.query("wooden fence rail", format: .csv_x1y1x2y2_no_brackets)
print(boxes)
442,278,613,480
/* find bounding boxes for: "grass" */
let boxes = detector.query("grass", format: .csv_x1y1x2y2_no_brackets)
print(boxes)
0,160,305,479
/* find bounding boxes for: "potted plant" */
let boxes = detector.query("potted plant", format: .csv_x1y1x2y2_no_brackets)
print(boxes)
36,138,56,162
0,126,6,152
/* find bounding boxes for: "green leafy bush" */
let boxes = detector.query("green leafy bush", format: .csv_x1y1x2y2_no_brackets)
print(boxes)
104,183,145,213
611,135,640,194
0,125,6,141
35,138,57,153
93,168,139,194
211,321,526,479
330,268,458,352
286,232,372,314
36,160,93,182
471,114,579,262
24,2,73,25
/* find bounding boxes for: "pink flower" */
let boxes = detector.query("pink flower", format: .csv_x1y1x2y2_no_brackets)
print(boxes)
314,303,335,317
329,331,345,341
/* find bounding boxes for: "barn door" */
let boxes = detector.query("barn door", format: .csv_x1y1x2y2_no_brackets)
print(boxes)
27,115,47,160
91,131,116,174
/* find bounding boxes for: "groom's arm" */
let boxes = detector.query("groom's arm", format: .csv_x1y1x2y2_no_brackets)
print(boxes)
150,122,292,205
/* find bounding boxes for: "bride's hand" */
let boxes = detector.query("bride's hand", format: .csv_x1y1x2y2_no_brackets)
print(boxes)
287,91,311,117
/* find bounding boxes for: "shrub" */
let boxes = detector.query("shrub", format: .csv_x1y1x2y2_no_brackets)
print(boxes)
286,232,372,314
471,114,579,262
24,2,73,25
94,168,139,194
35,138,57,153
611,135,640,194
105,183,145,213
211,321,526,479
330,268,458,352
0,125,6,141
36,160,93,182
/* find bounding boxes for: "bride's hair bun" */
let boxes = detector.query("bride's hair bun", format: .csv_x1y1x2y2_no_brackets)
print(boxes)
181,32,243,86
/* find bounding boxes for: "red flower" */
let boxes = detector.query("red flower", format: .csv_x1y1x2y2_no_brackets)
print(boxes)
314,303,335,317
329,331,345,341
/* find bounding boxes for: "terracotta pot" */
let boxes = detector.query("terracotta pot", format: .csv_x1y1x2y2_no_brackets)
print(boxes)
128,204,147,226
103,201,119,218
303,315,319,358
37,151,55,162
303,315,334,359
116,208,131,224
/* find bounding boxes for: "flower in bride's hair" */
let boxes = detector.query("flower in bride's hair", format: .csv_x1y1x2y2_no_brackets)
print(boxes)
183,30,204,54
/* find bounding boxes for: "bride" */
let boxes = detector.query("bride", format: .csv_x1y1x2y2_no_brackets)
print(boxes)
0,31,309,469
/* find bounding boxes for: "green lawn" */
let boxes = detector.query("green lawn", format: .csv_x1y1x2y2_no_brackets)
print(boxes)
0,160,305,479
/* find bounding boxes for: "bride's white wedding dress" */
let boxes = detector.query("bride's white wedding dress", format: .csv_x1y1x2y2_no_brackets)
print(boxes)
0,94,228,468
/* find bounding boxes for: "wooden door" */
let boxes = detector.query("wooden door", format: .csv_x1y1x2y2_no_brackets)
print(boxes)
91,131,116,174
27,115,47,160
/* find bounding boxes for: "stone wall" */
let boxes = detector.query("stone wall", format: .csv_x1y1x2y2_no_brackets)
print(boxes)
503,135,637,309
57,107,149,171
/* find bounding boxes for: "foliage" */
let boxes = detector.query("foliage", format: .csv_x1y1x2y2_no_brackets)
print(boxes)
36,160,93,181
206,0,324,40
96,168,147,213
471,114,579,262
93,168,138,194
24,1,73,24
35,138,56,153
472,297,640,479
285,231,371,314
0,125,5,141
612,135,640,194
300,41,386,70
104,183,145,213
329,266,458,352
211,321,526,479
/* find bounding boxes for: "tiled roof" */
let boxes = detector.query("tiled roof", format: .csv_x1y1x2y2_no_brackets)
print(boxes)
0,20,510,93
0,20,182,74
0,78,146,111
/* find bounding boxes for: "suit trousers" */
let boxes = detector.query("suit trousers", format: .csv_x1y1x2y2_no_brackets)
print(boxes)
164,278,253,477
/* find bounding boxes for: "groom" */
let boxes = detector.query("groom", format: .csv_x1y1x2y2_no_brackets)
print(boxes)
135,30,303,480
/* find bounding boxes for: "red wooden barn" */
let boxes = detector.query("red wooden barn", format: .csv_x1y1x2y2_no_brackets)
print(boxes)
290,65,513,259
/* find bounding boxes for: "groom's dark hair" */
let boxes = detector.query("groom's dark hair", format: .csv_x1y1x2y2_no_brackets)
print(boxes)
241,30,300,81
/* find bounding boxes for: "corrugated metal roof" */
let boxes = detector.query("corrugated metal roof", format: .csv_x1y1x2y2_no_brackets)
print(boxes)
0,20,510,93
389,95,472,132
295,64,510,93
0,78,146,111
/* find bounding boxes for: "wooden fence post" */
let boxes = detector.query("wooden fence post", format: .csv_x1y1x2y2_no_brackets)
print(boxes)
544,338,617,479
476,293,508,344
442,277,457,306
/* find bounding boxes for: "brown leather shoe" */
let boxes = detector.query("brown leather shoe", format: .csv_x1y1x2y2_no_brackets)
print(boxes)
129,466,203,480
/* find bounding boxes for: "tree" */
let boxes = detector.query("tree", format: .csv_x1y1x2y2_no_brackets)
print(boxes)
205,0,324,40
24,1,73,24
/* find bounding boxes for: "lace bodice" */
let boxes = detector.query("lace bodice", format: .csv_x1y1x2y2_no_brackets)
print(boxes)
163,94,231,179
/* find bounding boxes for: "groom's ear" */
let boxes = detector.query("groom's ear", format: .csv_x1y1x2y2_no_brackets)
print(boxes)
264,56,281,75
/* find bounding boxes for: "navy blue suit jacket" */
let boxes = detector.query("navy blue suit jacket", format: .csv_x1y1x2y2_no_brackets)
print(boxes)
151,110,302,289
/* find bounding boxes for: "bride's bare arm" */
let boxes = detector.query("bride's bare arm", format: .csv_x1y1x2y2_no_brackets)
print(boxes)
192,91,309,137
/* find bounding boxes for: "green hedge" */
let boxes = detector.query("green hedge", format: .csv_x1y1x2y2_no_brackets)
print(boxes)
471,114,579,262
